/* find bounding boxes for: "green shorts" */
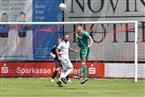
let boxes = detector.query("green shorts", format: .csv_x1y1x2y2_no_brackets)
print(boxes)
80,47,90,60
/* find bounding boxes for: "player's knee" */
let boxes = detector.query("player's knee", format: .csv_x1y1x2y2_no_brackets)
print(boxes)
81,58,86,64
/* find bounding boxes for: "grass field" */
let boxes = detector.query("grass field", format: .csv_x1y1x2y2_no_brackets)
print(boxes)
0,78,144,97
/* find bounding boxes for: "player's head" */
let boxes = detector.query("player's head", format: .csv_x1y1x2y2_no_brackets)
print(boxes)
2,13,8,22
19,12,26,21
76,23,83,32
63,34,69,42
57,38,62,45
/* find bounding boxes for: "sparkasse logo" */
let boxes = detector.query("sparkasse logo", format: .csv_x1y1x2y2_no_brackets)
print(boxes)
16,67,52,74
89,64,96,74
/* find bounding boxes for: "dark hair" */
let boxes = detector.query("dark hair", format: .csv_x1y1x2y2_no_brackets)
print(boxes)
76,23,83,26
19,12,26,16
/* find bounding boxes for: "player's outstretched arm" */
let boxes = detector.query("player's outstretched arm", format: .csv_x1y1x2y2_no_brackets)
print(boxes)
87,38,93,48
56,48,61,60
69,48,79,52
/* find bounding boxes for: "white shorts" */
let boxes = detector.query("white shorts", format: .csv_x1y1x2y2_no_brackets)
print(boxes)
61,58,73,70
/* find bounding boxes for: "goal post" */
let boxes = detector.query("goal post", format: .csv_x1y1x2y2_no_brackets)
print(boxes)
134,21,138,82
0,21,139,82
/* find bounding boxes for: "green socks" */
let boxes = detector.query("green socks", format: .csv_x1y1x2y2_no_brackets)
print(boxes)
78,65,83,78
78,64,87,78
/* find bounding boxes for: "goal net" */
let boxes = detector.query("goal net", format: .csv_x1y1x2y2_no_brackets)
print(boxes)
0,21,143,82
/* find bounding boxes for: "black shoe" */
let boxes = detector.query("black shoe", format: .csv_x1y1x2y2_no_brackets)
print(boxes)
80,78,88,84
57,81,63,87
61,77,67,84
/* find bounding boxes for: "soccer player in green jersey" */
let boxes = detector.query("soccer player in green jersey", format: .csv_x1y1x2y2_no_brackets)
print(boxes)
74,23,93,84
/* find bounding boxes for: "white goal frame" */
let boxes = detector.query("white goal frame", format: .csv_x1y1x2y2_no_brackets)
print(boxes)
0,21,138,82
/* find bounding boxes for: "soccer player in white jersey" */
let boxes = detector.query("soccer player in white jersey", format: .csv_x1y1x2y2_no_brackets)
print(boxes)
56,34,79,87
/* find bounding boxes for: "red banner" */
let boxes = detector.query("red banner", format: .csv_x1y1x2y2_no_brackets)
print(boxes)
0,62,104,77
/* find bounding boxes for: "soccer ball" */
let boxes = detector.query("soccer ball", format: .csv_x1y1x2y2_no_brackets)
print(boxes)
59,3,67,11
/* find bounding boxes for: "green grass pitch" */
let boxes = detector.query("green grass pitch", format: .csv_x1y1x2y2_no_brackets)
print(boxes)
0,78,144,97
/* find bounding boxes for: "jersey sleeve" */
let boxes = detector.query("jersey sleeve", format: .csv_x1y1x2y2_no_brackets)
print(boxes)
57,42,63,49
83,31,92,39
50,45,56,54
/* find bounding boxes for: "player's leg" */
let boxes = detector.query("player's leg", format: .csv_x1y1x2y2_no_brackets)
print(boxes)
81,58,87,79
80,48,90,84
77,64,83,79
62,59,73,78
80,58,88,84
51,60,61,82
57,59,72,84
60,59,73,84
77,48,88,78
82,48,90,79
56,60,67,87
57,71,66,87
57,60,67,87
60,62,71,82
60,71,67,84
